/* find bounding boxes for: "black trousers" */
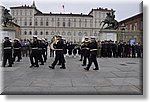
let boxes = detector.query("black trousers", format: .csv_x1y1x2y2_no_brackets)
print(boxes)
30,50,39,66
42,49,47,62
38,50,44,64
13,50,21,61
3,52,12,67
83,55,89,66
86,54,99,70
52,53,65,68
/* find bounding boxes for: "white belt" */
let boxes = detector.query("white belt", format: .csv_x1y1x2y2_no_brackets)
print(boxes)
32,48,38,49
14,48,20,50
90,49,97,51
38,48,42,50
82,48,89,50
54,49,63,51
4,47,11,49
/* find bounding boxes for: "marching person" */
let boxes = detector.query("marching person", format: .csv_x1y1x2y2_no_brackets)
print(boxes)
49,35,66,69
2,36,13,67
84,36,99,71
13,38,22,62
41,38,47,62
81,37,90,66
38,38,44,65
29,36,39,68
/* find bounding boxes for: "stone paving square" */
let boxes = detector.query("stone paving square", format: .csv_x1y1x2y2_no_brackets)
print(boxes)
0,56,143,95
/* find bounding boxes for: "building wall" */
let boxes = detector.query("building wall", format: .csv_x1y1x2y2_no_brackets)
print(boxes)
118,13,143,43
10,6,114,42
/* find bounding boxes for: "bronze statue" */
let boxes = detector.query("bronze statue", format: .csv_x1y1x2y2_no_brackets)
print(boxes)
100,11,118,30
1,8,14,27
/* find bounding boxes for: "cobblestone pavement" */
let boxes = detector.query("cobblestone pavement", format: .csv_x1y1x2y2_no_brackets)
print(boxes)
0,56,143,95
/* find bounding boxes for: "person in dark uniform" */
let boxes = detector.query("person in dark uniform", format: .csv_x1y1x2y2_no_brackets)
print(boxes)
103,41,108,57
13,38,22,62
29,36,39,68
79,42,84,61
49,35,66,69
84,36,99,71
2,36,12,67
136,42,142,58
107,40,112,57
101,41,104,57
73,43,77,58
37,38,44,65
41,38,47,62
118,41,123,58
67,42,74,57
131,42,136,58
44,38,49,60
112,41,118,58
81,37,90,66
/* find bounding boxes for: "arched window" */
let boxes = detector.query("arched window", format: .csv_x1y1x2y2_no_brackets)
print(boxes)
46,31,49,35
62,31,66,35
24,31,27,35
67,32,71,36
40,31,43,35
29,31,32,35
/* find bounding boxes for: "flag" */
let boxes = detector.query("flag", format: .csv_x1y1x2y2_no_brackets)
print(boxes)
62,5,64,9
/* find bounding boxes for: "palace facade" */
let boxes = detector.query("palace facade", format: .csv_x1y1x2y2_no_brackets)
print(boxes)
10,1,114,42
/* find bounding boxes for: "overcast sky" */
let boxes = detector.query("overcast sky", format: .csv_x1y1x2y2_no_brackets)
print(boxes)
0,0,142,21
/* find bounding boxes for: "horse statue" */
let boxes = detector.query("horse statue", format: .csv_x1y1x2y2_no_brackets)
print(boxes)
1,8,15,27
100,11,118,30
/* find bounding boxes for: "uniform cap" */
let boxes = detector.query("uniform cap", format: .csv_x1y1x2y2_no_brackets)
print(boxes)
57,35,62,37
38,38,41,40
90,36,96,39
42,38,45,41
84,36,88,39
14,38,19,41
33,35,38,38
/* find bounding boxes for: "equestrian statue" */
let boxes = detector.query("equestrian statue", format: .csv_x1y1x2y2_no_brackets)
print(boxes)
100,11,119,30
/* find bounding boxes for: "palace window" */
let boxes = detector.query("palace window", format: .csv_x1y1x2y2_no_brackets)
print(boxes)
46,31,49,35
78,32,82,36
67,32,71,36
24,31,27,35
85,19,87,27
62,31,66,35
40,21,43,26
40,31,43,35
29,31,32,35
68,19,71,27
79,19,81,27
46,21,49,26
34,31,37,35
57,22,60,27
24,22,27,26
20,10,22,15
63,22,65,27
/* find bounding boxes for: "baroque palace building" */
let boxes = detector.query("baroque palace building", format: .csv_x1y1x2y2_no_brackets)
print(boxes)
10,1,114,42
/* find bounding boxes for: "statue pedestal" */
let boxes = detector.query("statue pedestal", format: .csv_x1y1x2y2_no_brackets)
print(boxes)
0,27,16,42
99,29,118,41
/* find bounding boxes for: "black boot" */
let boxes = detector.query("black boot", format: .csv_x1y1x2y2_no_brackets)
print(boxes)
49,66,54,69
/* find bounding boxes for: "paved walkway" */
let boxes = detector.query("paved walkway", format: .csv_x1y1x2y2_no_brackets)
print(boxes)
0,56,142,95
